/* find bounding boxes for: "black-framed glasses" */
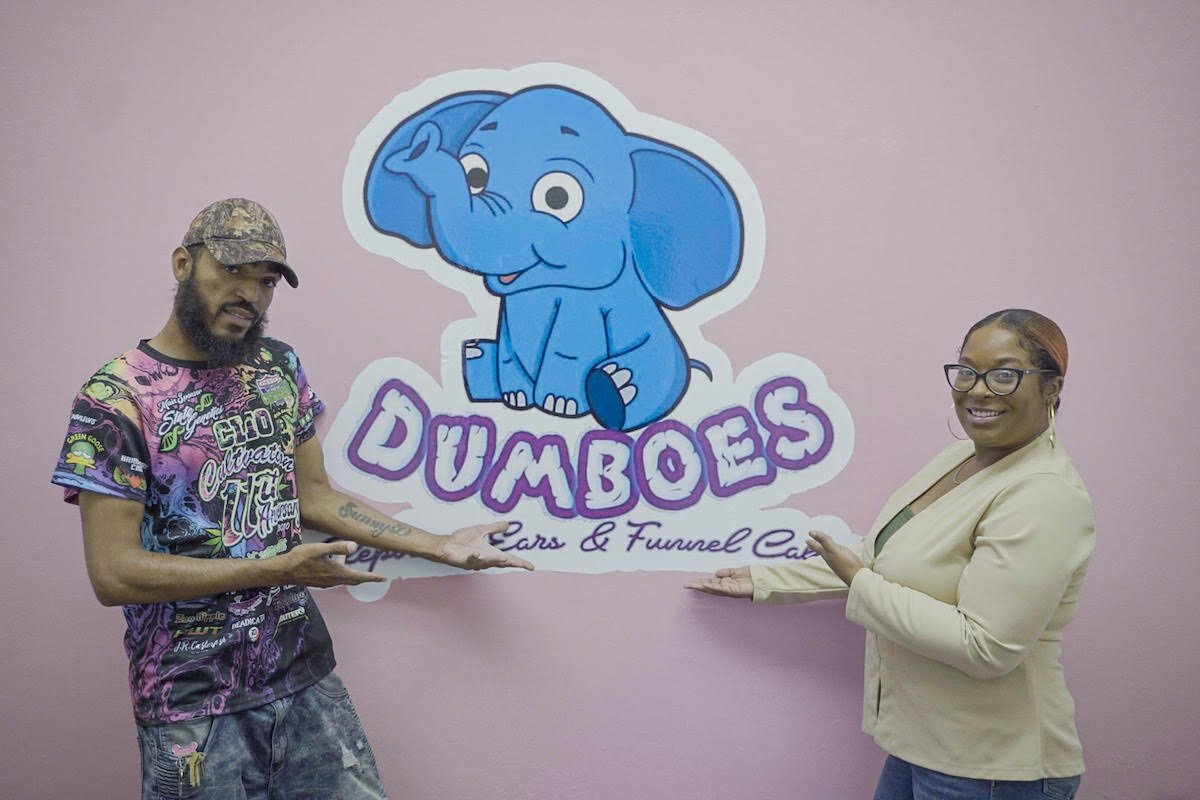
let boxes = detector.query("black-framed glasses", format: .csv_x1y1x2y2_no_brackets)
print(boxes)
943,364,1057,396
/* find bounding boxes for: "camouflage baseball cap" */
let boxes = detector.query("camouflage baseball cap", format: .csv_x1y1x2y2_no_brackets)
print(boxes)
182,198,299,287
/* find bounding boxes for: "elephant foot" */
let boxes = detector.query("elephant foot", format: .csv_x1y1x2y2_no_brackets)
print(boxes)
586,363,638,430
463,340,501,401
503,391,532,409
540,395,584,417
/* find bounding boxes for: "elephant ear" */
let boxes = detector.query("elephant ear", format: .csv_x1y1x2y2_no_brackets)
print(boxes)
364,92,508,247
627,136,743,309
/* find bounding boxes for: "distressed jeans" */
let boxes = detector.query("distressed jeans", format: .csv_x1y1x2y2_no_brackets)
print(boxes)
136,672,386,800
874,755,1081,800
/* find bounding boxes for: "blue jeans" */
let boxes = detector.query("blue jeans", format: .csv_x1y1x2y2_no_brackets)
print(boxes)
875,755,1081,800
136,672,386,799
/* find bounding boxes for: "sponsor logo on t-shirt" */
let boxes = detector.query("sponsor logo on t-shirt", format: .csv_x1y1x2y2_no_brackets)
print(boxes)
113,454,149,491
156,389,224,452
277,607,307,625
255,373,290,408
231,614,265,630
64,433,104,475
119,454,147,473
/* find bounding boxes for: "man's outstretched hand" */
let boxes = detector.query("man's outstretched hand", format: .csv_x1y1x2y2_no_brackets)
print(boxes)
279,541,387,587
436,522,535,572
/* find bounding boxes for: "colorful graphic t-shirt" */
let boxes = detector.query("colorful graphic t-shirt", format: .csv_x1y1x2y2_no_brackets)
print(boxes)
51,339,336,723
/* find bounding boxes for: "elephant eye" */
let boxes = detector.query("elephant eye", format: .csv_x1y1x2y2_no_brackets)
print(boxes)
459,153,489,195
531,172,584,223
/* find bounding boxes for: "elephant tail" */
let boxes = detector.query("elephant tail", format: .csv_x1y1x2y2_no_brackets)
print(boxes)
688,359,713,380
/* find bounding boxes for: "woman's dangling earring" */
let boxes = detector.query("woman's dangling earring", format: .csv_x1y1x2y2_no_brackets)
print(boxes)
1048,402,1057,448
947,407,968,440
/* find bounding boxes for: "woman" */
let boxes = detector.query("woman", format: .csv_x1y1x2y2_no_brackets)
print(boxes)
688,309,1094,800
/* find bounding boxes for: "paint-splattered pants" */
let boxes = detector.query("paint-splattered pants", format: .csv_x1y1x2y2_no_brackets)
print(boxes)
135,672,386,799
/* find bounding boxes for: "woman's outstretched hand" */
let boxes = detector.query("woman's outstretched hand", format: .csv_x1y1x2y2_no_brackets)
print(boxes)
685,566,753,598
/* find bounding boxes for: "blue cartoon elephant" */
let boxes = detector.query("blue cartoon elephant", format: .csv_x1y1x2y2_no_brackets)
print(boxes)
365,86,743,431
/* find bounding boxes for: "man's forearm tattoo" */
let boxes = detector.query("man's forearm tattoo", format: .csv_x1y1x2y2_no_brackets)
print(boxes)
337,501,411,539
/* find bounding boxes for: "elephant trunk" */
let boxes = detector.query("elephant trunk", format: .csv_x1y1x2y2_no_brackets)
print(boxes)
381,122,524,275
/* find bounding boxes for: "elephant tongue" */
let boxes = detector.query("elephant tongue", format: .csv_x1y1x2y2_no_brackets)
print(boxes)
498,273,518,285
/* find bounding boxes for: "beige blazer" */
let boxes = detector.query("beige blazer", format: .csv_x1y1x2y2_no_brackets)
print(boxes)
751,430,1095,780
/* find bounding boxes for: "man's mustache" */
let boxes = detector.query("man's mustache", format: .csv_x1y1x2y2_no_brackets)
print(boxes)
220,302,259,319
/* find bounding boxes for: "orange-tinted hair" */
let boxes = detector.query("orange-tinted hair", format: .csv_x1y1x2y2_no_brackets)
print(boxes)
962,309,1068,408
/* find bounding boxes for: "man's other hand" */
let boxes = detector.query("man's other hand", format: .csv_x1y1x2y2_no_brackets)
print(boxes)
279,541,387,587
437,522,536,572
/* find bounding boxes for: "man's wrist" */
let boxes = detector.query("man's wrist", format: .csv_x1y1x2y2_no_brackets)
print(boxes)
422,533,449,563
372,529,445,561
262,549,293,585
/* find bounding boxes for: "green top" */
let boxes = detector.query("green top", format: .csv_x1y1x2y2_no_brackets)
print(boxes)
874,505,914,557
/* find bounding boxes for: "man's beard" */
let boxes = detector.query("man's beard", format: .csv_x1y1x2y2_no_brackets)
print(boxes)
174,275,267,368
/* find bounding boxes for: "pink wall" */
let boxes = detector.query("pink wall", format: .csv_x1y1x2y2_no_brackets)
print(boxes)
3,2,1197,798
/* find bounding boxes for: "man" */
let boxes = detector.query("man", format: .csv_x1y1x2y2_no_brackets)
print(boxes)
51,198,533,799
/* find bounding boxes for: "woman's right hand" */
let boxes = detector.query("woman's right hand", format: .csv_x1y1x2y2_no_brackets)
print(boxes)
685,566,753,599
